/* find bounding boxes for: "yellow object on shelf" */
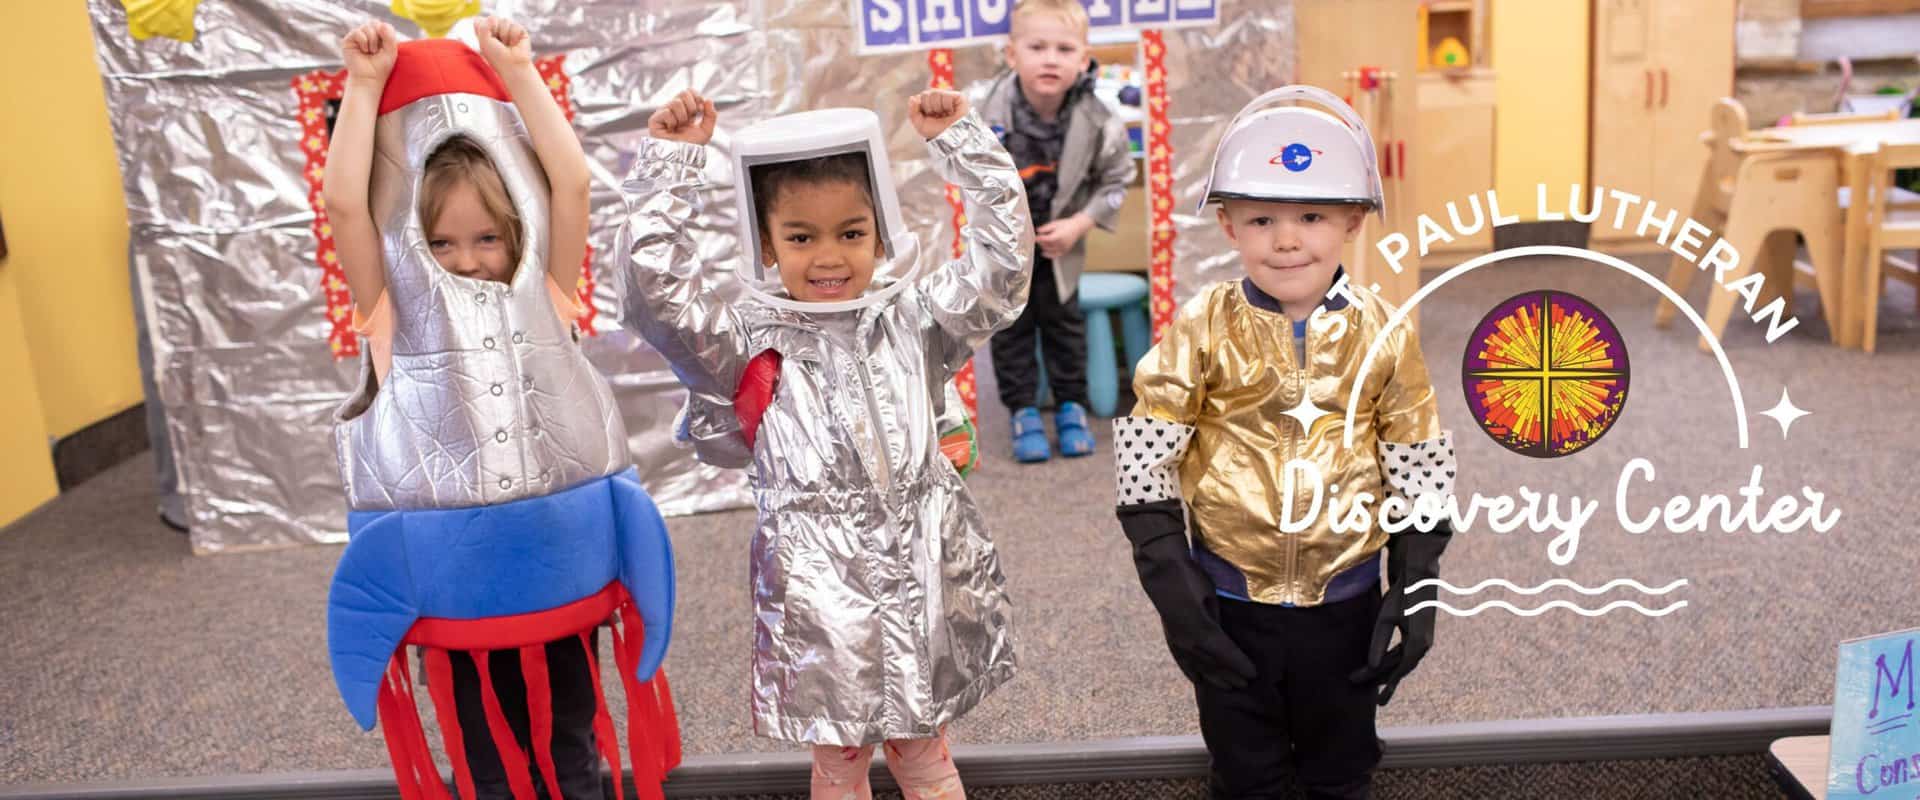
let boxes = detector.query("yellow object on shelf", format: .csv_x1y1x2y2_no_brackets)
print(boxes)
392,0,481,39
1433,36,1470,68
121,0,199,43
1417,4,1431,69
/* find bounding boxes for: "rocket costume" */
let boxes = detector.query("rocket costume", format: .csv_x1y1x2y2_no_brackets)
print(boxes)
615,109,1028,746
1112,87,1456,799
325,39,680,800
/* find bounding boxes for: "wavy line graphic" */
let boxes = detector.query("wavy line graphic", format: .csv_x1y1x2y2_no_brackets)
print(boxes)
1406,599,1689,617
1407,578,1689,596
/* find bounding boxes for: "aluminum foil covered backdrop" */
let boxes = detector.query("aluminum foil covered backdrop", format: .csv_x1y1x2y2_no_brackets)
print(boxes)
1160,9,1295,303
86,0,1289,553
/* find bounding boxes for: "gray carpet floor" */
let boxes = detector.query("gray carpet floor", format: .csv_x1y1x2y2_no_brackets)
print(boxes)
4,253,1915,785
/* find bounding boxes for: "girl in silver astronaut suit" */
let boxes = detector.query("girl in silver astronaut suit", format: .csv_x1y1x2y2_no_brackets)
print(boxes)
614,87,1033,799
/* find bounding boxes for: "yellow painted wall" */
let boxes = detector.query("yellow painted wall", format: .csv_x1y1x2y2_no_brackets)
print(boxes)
0,269,60,526
0,1,143,442
1492,0,1592,219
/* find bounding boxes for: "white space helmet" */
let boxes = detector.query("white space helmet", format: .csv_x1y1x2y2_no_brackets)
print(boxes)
730,108,921,313
1197,85,1385,218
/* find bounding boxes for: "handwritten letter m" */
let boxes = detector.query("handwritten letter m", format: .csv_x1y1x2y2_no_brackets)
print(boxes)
1871,640,1917,720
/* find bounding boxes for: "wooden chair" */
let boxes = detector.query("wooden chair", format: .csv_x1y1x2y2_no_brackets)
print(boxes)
1858,142,1920,353
1787,108,1902,127
1657,98,1748,329
1695,148,1847,349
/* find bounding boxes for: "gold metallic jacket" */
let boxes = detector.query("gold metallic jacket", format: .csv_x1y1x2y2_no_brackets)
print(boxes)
1122,278,1448,607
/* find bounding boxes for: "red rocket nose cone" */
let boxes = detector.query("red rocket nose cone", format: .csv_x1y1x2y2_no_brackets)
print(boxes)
378,38,512,115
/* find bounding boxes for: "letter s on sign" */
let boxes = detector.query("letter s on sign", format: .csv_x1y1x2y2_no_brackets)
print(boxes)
868,0,905,32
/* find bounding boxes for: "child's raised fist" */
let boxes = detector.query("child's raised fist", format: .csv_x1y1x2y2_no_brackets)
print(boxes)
339,21,399,85
474,17,533,69
649,88,717,146
908,89,969,140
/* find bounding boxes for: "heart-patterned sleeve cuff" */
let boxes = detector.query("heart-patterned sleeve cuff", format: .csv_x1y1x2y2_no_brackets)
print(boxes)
1114,415,1195,506
1377,431,1456,510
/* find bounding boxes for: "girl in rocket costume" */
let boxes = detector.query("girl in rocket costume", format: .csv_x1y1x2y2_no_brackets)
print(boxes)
322,20,679,800
615,88,1029,798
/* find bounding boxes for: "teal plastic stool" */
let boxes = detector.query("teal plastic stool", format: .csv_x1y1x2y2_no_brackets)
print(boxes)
1076,272,1152,417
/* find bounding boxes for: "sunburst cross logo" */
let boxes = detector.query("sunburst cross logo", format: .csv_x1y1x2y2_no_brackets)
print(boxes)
1462,290,1629,458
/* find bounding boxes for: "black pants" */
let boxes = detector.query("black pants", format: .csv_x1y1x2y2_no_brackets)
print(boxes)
1195,593,1383,800
991,256,1088,411
446,632,605,800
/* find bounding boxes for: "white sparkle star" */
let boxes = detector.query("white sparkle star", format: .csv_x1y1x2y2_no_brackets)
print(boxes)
1759,389,1810,438
1282,393,1335,435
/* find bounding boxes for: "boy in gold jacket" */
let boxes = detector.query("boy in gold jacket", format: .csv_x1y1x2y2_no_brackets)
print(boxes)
1113,87,1457,800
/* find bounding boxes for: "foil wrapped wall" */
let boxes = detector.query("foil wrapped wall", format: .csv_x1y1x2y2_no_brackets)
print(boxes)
1160,7,1296,303
85,0,1289,553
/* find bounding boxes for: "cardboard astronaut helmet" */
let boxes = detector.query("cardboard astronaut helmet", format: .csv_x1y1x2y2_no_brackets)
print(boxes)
1198,85,1386,218
730,107,922,313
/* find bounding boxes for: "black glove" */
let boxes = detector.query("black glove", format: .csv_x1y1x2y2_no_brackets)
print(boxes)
1349,520,1451,705
1118,500,1258,690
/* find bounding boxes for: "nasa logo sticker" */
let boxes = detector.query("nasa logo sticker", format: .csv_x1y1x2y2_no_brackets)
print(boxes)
1272,142,1315,172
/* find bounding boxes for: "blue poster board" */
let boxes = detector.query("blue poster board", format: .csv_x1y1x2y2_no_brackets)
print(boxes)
1829,627,1920,799
852,0,1219,54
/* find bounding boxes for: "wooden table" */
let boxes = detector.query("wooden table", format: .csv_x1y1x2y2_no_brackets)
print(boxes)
1735,119,1920,348
1766,734,1829,800
1743,120,1920,152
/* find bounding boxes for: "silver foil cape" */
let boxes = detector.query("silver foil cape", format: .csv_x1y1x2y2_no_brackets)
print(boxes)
615,117,1027,745
334,90,628,510
85,0,1289,552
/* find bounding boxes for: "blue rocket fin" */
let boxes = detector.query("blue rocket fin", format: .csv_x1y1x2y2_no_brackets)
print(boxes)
610,469,675,682
326,510,420,731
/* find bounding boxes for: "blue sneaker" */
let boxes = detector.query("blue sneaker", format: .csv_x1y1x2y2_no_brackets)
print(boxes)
1055,402,1096,458
1011,406,1051,463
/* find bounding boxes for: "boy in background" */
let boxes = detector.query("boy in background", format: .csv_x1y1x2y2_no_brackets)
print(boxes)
980,0,1136,463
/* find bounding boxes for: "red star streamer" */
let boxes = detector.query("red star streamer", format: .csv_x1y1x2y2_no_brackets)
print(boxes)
1141,30,1176,341
928,47,979,421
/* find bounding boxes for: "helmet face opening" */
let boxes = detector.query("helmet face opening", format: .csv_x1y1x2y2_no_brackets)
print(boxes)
1197,86,1386,219
729,108,921,314
369,40,552,296
740,141,896,277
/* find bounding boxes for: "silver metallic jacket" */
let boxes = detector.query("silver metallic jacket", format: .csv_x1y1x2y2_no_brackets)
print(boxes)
615,116,1030,745
334,92,629,511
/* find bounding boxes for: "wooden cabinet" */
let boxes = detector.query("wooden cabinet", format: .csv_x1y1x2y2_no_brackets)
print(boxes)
1296,0,1424,306
1414,69,1497,254
1590,0,1736,242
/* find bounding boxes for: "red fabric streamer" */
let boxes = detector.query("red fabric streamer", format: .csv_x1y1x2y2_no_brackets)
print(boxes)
375,664,427,800
423,649,478,800
611,604,667,800
651,671,683,769
394,656,451,800
580,631,626,800
372,583,679,798
519,645,564,800
473,654,539,800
